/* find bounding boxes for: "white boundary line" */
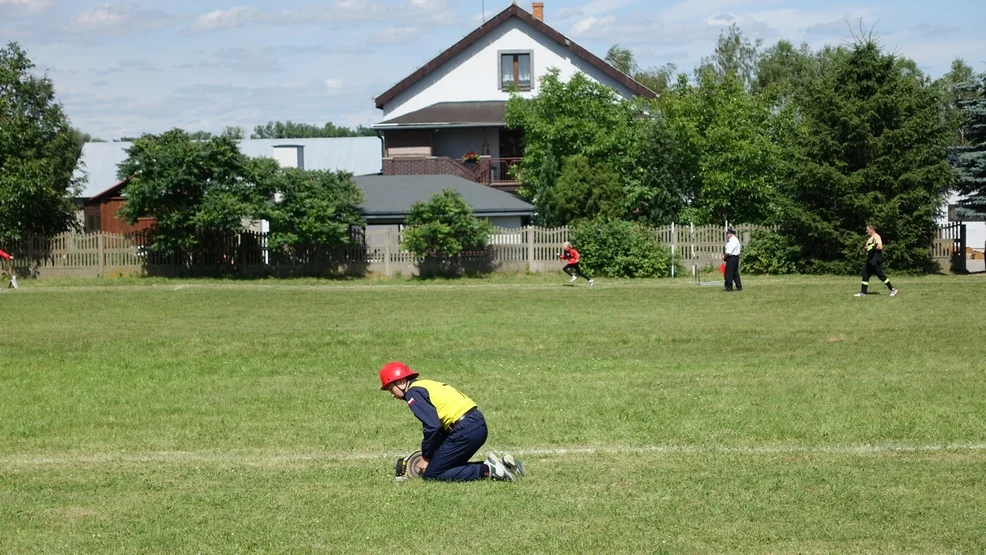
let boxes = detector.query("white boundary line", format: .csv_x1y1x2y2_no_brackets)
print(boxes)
3,442,985,467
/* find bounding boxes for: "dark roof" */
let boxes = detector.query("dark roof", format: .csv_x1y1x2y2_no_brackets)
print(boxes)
353,175,534,220
374,4,656,109
375,101,507,128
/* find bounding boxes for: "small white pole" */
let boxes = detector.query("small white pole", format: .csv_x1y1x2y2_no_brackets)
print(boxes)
670,222,675,278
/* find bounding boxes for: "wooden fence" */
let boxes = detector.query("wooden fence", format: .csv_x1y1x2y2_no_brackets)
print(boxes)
1,223,961,279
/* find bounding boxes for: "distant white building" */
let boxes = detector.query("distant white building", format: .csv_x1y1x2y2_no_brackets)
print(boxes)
77,137,383,234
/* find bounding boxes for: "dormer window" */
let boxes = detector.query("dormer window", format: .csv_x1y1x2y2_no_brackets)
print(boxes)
499,51,532,91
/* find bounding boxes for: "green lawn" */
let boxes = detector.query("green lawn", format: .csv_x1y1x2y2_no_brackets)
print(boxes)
1,275,984,553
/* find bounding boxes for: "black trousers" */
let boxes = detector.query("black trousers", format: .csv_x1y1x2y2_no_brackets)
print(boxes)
563,263,589,281
724,255,742,291
861,254,893,293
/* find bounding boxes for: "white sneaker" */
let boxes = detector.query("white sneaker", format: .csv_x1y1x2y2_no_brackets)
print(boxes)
589,279,594,287
889,289,898,297
501,453,527,477
569,275,577,283
485,456,515,481
853,293,866,297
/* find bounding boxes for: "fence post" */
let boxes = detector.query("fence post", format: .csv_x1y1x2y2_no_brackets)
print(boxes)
670,223,676,278
959,223,967,273
527,225,535,273
385,228,392,277
97,232,105,276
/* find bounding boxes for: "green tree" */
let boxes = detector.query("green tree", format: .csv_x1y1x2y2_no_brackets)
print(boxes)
402,189,494,260
251,121,377,139
117,130,258,255
222,126,245,140
0,42,84,244
605,44,676,95
702,24,763,89
553,155,624,224
659,67,781,224
936,59,976,147
255,166,364,253
776,39,954,273
506,69,657,226
950,72,986,219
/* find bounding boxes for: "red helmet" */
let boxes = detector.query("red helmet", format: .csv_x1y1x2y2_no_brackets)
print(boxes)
379,361,419,390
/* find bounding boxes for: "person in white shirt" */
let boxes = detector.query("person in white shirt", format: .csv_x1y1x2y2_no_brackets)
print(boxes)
723,229,742,292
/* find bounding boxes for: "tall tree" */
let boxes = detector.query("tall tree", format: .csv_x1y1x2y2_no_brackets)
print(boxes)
605,44,677,95
505,69,656,226
255,165,364,254
0,42,84,244
936,58,976,146
251,121,376,139
222,126,245,140
702,24,763,89
776,39,954,273
659,68,781,225
950,73,986,219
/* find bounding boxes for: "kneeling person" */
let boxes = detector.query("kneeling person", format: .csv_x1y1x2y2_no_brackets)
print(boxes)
379,361,524,482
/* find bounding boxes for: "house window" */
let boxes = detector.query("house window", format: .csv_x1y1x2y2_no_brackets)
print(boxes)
86,214,101,232
500,52,532,90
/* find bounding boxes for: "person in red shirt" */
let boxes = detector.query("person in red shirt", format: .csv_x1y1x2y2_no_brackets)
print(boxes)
559,241,593,287
0,249,16,289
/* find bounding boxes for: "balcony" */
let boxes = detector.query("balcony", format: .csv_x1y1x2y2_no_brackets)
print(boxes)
382,156,522,192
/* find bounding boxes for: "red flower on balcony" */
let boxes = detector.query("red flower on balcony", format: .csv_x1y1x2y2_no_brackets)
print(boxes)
461,151,480,163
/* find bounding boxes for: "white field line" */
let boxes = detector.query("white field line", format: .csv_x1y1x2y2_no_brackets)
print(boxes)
3,442,985,468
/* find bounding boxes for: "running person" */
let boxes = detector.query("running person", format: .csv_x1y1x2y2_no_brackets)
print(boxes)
0,248,16,289
379,361,525,482
855,224,898,297
559,242,593,287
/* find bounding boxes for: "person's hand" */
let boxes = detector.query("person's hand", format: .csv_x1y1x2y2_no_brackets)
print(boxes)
416,458,428,473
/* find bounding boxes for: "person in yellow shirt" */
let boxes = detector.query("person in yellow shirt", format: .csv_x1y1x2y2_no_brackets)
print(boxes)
379,361,524,481
855,224,898,297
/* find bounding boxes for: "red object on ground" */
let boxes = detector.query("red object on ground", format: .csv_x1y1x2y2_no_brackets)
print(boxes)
719,262,726,275
0,249,12,260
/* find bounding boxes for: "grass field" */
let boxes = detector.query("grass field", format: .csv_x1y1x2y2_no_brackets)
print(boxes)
2,275,985,553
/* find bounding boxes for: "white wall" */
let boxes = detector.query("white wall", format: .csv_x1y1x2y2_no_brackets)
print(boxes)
381,17,638,121
941,191,986,252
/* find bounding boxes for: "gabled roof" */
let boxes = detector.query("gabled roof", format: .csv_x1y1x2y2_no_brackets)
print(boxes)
375,101,507,128
353,175,534,220
373,4,655,110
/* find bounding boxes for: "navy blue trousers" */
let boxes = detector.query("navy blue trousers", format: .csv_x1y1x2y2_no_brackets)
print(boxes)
422,410,488,482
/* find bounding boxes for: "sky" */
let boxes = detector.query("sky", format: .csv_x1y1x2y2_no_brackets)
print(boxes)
2,0,984,140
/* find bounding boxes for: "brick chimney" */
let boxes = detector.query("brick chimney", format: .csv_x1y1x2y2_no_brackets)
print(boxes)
532,2,544,21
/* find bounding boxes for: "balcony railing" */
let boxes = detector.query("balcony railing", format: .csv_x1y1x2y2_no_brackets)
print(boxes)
383,156,523,190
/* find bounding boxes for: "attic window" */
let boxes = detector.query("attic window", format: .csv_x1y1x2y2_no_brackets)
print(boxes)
499,51,532,91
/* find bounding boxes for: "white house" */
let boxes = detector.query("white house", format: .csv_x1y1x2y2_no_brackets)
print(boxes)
372,2,655,191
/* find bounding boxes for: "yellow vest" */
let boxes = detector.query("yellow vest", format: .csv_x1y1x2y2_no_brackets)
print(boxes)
410,380,477,430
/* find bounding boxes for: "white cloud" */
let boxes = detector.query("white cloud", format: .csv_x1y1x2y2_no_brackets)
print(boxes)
187,6,261,33
374,26,426,45
0,0,56,16
909,23,962,38
323,79,344,91
95,58,162,76
185,0,457,34
61,3,177,35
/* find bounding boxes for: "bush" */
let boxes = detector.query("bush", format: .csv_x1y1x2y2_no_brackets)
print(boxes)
742,231,800,275
570,218,676,278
